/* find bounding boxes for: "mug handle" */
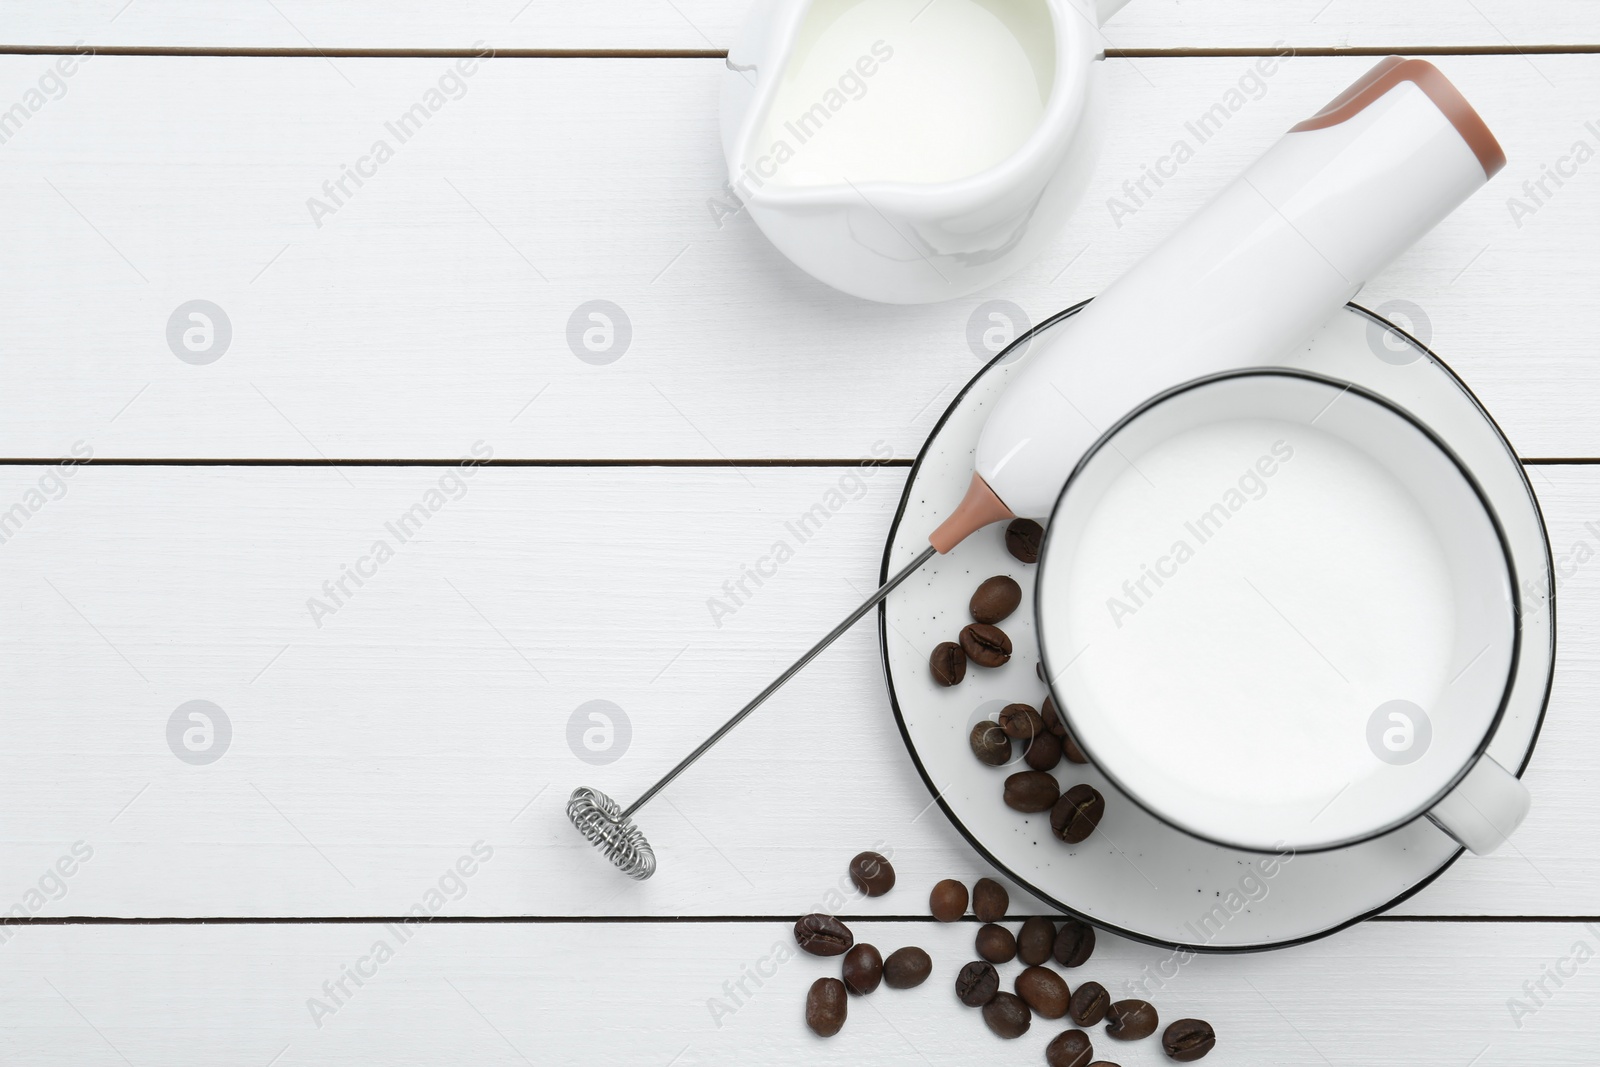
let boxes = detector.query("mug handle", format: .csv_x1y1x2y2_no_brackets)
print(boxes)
1425,755,1531,856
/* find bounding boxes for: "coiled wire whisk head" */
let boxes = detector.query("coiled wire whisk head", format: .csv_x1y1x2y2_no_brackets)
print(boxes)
567,786,657,880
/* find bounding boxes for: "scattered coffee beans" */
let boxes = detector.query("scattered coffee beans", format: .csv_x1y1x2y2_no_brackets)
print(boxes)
1017,915,1056,965
1162,1018,1216,1061
1069,980,1110,1025
805,977,848,1037
1025,732,1063,771
1105,999,1159,1041
930,878,969,922
1003,771,1061,813
1005,518,1044,564
972,876,1009,922
848,851,895,897
1014,965,1070,1019
982,991,1033,1038
930,641,967,686
970,720,1012,767
999,702,1045,740
956,960,1001,1007
877,545,1230,1055
975,923,1017,964
841,943,883,995
794,914,854,957
882,947,932,989
970,575,1022,624
1054,918,1097,968
1046,1028,1095,1067
1051,784,1105,844
790,881,1202,1059
961,623,1013,668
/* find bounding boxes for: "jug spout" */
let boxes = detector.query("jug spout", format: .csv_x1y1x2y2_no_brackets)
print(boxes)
1093,0,1132,26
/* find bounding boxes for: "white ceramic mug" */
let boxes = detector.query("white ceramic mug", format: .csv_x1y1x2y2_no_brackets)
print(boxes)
1034,370,1532,856
720,0,1130,303
919,60,1529,856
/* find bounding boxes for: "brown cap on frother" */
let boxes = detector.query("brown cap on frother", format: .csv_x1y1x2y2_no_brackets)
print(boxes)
929,473,1015,553
1290,56,1505,178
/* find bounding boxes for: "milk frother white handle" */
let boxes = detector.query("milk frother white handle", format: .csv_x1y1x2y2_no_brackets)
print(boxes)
1426,755,1531,856
928,57,1505,542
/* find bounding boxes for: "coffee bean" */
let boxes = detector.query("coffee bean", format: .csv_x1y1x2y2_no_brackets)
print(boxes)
999,702,1045,741
1040,695,1068,738
805,977,848,1037
848,851,895,897
882,947,932,989
929,878,969,922
930,641,967,686
970,575,1022,624
1025,731,1063,771
1051,784,1105,844
956,960,1000,1007
1003,771,1061,813
982,991,1032,1038
975,923,1016,963
1017,915,1056,965
1063,730,1089,764
970,721,1012,767
1162,1019,1216,1061
1087,1062,1122,1067
1006,518,1044,564
841,943,883,995
1014,965,1070,1019
1041,698,1090,761
794,913,854,957
1054,918,1097,968
972,876,1009,922
1105,999,1159,1041
1069,980,1110,1025
1046,1028,1095,1067
960,623,1012,668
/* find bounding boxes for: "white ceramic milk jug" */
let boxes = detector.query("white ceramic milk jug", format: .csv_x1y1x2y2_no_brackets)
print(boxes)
720,0,1131,303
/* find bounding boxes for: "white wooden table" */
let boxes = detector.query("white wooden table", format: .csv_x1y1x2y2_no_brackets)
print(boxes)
1,3,1597,1064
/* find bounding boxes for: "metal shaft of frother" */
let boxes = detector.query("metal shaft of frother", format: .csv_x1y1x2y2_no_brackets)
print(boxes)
620,544,937,819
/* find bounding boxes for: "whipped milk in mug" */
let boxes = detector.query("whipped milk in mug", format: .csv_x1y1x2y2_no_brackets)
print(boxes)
1058,417,1457,809
1036,373,1521,854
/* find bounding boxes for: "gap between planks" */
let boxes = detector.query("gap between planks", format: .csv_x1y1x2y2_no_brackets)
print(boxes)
2,45,1600,59
0,914,1590,927
0,458,1589,467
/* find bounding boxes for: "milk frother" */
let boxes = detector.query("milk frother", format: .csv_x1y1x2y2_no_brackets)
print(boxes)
570,57,1507,878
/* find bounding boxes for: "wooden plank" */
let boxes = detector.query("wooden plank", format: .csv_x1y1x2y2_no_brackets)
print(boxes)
0,54,1593,461
0,461,1592,917
1,919,1595,1063
0,1,1595,52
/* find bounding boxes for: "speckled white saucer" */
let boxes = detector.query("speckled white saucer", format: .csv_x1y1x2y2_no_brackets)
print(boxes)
878,303,1553,951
